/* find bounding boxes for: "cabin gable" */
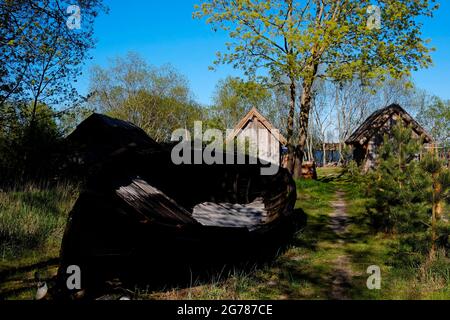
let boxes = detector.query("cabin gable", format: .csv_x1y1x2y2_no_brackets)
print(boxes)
346,104,433,172
227,108,287,164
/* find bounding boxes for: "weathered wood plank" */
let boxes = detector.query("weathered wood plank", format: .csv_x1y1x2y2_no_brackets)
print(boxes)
192,198,267,231
116,179,198,225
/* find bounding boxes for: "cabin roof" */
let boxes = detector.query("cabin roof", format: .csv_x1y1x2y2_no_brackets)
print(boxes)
227,107,288,145
345,104,434,146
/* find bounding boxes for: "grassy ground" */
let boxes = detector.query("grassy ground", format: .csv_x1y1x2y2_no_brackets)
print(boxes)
0,183,78,300
0,170,448,300
145,167,450,300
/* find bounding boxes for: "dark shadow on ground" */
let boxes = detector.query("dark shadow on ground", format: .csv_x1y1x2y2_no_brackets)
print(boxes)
0,258,59,282
0,261,59,300
54,209,308,300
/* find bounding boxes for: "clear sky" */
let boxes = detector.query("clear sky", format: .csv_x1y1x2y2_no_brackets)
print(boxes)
76,0,450,106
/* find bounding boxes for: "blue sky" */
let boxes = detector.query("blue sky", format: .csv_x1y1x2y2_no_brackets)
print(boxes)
76,0,450,106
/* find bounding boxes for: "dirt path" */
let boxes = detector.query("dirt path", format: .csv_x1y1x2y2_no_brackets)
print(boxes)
329,191,352,300
329,191,348,235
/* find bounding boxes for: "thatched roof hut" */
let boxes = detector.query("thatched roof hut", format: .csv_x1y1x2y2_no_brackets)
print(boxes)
346,104,433,172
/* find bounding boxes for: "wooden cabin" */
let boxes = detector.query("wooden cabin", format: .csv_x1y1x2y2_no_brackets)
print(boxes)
227,108,287,165
346,104,434,172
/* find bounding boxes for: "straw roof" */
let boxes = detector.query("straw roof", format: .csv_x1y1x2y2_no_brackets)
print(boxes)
346,104,433,146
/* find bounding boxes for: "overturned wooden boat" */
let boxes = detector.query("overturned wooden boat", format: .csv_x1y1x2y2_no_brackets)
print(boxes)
57,114,299,297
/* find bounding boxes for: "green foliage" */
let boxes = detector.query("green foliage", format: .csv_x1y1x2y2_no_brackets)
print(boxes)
195,0,437,174
88,52,203,142
57,106,94,136
364,122,450,266
0,183,78,259
342,160,367,189
394,233,431,267
365,123,430,233
420,154,450,203
0,103,63,183
0,0,106,110
210,77,265,130
194,0,436,82
0,0,105,183
420,153,450,254
437,222,450,250
417,96,450,147
207,76,284,131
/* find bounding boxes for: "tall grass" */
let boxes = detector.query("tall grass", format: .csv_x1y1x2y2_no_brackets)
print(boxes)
0,183,78,262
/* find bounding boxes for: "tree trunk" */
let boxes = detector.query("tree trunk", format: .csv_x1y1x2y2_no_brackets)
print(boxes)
31,96,39,127
338,142,344,165
22,96,40,180
430,172,438,261
435,182,443,220
293,78,314,179
285,80,296,174
308,132,314,161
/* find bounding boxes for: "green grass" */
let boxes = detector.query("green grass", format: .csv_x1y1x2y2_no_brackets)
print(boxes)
0,169,448,300
143,167,450,300
0,183,78,300
337,171,450,300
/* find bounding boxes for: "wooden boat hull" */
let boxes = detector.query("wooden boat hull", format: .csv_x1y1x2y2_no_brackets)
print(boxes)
56,114,300,298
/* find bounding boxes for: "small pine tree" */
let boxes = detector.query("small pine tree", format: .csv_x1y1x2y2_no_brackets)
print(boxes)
366,122,430,234
343,160,367,195
420,153,450,260
365,122,450,265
